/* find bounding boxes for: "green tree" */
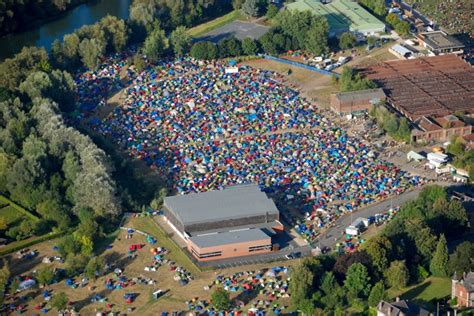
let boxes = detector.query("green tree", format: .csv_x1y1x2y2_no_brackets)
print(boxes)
368,281,386,307
266,3,279,19
0,263,10,304
65,253,89,277
133,54,147,72
233,0,244,10
339,32,357,50
242,37,259,55
364,235,392,275
305,21,329,56
289,261,315,309
242,0,262,17
79,38,105,70
190,42,218,60
170,26,192,56
449,241,474,275
143,26,169,63
85,256,105,280
51,292,69,311
320,272,345,309
36,267,55,286
211,287,230,310
430,234,449,277
386,260,409,289
344,263,371,298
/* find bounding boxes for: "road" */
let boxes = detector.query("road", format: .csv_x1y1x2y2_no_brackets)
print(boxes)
315,188,423,250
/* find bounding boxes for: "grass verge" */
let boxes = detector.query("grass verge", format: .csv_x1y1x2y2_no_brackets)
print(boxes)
188,10,244,37
0,195,40,222
128,216,201,275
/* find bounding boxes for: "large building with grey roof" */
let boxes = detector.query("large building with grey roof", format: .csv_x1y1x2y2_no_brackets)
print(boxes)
162,184,283,261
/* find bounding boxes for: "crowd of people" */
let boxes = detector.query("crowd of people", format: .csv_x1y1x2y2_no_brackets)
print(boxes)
76,56,424,243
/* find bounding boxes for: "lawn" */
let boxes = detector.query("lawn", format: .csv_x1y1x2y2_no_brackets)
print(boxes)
0,205,23,225
388,277,451,308
126,216,202,276
188,10,245,37
0,195,39,222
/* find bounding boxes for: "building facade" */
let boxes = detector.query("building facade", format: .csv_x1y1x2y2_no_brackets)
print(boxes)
163,184,284,262
452,272,474,308
330,88,386,115
411,115,472,143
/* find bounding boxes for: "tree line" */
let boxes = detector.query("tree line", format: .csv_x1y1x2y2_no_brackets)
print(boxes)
288,185,471,313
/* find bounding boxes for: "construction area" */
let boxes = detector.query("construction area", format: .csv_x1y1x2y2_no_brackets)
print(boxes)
287,0,385,36
359,55,474,121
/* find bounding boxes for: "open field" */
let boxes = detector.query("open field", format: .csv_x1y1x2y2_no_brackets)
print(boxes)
0,205,23,225
3,216,294,314
196,20,269,42
388,277,451,309
188,10,245,38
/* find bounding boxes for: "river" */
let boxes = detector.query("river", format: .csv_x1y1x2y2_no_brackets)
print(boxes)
0,0,132,61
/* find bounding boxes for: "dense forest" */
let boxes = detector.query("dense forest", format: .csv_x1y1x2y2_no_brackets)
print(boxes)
0,0,90,36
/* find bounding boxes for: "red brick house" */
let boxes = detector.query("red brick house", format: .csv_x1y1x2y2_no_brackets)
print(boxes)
452,272,474,307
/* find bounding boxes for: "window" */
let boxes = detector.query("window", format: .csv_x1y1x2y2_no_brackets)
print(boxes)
190,247,222,259
249,244,272,252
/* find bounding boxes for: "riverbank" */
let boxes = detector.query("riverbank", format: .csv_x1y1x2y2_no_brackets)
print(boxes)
0,0,93,38
0,0,132,60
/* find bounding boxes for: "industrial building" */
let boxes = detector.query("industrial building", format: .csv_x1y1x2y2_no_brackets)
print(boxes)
162,184,284,261
287,0,385,36
359,55,474,143
330,88,386,115
417,31,465,55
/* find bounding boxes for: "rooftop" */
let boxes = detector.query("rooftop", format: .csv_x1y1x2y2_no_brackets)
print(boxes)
377,299,431,316
359,55,474,120
287,0,385,34
189,228,270,248
163,184,279,226
419,31,465,50
334,88,385,103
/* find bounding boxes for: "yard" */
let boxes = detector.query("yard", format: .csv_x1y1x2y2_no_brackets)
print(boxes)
388,277,451,309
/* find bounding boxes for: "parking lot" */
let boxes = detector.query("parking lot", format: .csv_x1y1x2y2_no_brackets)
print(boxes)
196,20,269,42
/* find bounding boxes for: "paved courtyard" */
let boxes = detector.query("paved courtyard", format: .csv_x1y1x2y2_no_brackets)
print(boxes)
197,20,269,42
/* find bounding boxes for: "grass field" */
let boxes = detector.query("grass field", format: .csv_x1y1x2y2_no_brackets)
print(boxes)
388,277,451,309
0,205,24,225
0,195,39,222
188,10,245,37
127,216,201,276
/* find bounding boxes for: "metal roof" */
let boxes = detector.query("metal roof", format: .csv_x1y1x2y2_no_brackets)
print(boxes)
190,228,270,248
163,184,279,226
391,44,413,57
334,88,385,103
287,0,385,34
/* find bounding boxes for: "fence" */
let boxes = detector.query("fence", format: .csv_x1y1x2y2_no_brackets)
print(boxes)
264,55,340,78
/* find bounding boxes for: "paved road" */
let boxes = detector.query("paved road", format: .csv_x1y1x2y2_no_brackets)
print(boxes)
315,188,423,250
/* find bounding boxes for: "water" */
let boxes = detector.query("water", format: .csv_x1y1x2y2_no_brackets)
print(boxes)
0,0,132,60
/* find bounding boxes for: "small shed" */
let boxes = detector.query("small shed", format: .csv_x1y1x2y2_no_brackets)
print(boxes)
406,151,425,162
